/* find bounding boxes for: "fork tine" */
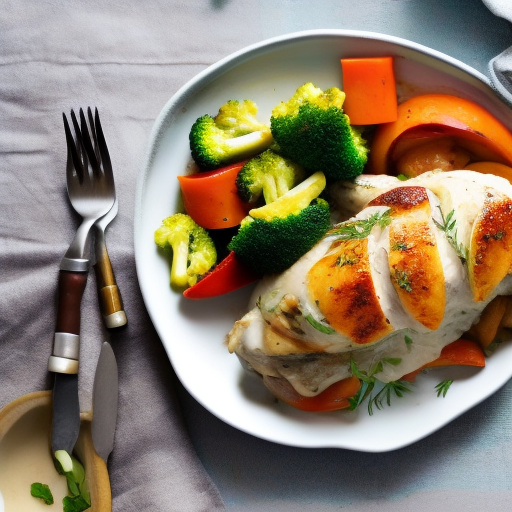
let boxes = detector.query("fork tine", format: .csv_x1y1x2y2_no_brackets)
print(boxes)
87,107,102,167
70,109,89,181
63,112,84,184
79,108,100,173
94,108,114,185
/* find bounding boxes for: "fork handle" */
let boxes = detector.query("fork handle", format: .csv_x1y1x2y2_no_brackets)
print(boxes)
49,270,88,375
94,235,127,329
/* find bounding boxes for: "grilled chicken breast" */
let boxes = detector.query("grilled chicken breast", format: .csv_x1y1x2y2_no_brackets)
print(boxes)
227,170,512,397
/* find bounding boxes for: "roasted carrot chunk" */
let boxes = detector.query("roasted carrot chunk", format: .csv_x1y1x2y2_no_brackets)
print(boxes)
341,56,398,125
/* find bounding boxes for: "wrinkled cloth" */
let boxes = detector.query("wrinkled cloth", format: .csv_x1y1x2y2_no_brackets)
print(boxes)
483,0,512,104
0,1,229,510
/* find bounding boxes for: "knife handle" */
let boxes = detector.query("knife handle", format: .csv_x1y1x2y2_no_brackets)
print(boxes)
49,270,88,375
94,230,127,329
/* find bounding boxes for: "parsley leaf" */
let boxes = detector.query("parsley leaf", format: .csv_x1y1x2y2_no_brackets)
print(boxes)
30,482,54,505
63,494,91,512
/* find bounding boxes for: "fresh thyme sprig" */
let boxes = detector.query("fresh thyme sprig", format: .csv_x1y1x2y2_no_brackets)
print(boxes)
368,380,412,415
435,379,453,397
348,359,411,415
329,210,391,241
433,207,468,263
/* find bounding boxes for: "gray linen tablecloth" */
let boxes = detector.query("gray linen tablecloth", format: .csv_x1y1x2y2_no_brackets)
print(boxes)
2,1,512,511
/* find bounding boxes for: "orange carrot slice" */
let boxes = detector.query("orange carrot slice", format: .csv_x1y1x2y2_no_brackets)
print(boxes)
341,56,398,125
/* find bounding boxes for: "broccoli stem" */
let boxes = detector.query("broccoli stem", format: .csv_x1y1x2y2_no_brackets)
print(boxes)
276,174,292,200
260,174,296,204
223,130,273,159
171,236,190,288
261,174,279,204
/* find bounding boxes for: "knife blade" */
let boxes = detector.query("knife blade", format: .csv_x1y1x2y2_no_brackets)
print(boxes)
50,272,87,455
51,373,81,454
91,341,118,461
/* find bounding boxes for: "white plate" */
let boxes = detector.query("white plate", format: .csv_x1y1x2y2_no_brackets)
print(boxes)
134,30,512,452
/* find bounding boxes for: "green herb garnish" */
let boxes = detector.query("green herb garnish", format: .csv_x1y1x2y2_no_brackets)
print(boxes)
305,314,336,334
391,241,409,252
329,210,391,240
30,482,54,505
54,450,91,512
348,358,410,415
335,253,357,267
393,269,413,292
434,207,468,263
63,494,91,512
368,380,412,415
435,379,453,397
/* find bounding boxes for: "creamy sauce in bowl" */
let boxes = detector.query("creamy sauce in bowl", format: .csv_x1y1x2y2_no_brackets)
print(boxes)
0,392,68,512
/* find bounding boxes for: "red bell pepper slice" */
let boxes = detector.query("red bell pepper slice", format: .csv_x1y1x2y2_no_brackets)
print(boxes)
183,251,259,299
178,162,250,229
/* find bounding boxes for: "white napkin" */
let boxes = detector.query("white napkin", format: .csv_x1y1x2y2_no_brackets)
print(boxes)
483,0,512,104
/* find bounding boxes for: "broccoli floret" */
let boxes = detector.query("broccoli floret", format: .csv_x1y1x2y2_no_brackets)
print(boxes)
270,83,369,181
155,213,217,288
228,172,330,275
189,99,273,170
236,148,306,204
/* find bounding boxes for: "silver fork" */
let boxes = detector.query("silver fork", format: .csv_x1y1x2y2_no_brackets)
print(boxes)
49,107,116,455
49,108,116,375
73,107,127,329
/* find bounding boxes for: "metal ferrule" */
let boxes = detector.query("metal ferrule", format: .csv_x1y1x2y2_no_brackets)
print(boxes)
49,333,80,374
53,332,80,360
48,355,79,374
60,257,90,272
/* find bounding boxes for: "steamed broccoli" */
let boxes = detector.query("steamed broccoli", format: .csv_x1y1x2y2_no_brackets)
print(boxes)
270,83,369,181
155,213,217,288
236,148,306,205
189,99,273,170
228,172,331,275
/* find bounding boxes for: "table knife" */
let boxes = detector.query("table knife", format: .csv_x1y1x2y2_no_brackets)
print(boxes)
92,341,119,462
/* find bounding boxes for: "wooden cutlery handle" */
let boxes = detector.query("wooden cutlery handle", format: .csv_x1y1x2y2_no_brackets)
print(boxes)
56,270,88,335
49,270,88,374
94,242,127,329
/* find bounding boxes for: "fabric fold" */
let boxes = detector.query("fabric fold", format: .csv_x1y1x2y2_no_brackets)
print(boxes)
483,0,512,104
